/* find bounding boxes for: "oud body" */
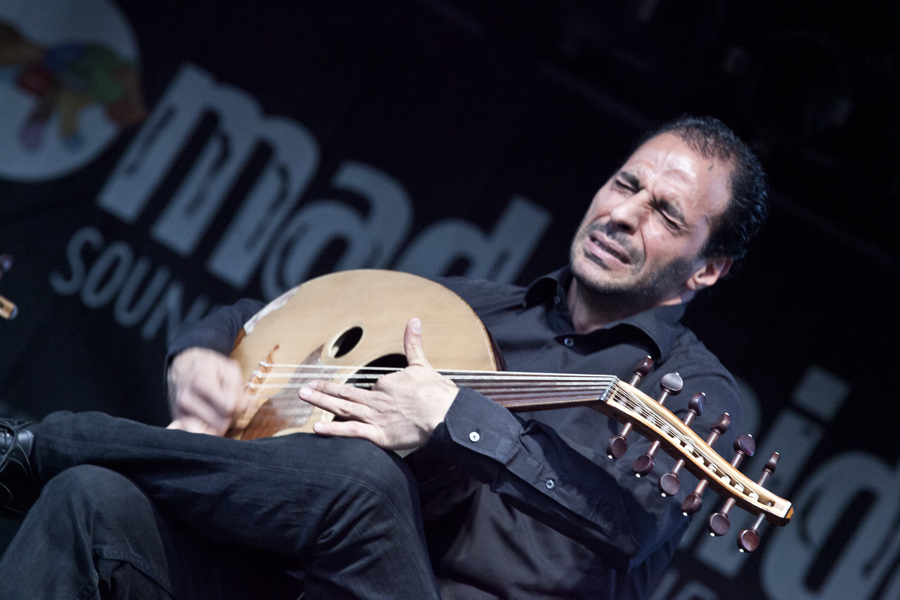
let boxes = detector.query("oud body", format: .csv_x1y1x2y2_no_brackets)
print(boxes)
228,269,498,439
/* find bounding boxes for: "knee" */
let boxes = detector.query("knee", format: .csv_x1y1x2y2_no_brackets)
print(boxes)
39,465,154,527
340,438,412,482
19,466,175,593
332,439,419,511
43,464,136,499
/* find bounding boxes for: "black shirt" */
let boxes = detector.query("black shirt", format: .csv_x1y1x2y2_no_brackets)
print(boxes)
415,269,741,599
167,268,742,600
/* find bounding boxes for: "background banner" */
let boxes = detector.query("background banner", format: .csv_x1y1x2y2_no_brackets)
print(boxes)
0,2,897,598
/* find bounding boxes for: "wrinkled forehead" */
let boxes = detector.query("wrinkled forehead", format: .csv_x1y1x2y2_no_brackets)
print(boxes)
626,132,705,166
643,132,732,180
625,133,734,214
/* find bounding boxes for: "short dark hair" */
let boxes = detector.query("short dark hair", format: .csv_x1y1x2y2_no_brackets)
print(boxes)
637,115,769,261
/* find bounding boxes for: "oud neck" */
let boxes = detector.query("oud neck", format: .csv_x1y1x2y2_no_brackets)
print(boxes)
439,370,620,411
442,371,792,525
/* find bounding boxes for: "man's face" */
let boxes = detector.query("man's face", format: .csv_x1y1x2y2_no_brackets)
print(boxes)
570,132,732,306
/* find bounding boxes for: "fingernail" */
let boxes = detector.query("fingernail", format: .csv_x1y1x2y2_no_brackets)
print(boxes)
411,318,421,333
299,386,310,398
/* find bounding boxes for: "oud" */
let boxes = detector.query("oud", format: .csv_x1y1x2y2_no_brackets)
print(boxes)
226,269,792,551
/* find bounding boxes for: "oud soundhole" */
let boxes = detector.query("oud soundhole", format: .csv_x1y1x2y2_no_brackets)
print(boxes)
331,326,364,358
346,354,408,387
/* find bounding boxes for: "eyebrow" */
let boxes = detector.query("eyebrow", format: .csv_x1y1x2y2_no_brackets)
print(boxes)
618,171,640,188
618,170,687,225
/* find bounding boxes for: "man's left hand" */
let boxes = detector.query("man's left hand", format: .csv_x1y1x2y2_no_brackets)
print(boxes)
299,318,458,450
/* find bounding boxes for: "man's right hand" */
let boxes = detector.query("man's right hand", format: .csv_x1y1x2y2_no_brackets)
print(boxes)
166,347,249,435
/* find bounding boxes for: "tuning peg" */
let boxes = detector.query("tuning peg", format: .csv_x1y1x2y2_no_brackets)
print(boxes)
737,453,780,551
606,357,653,459
631,373,683,476
706,434,756,536
680,413,732,515
658,393,705,496
657,372,684,404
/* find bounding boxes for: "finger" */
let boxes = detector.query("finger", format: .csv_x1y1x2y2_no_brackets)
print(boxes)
174,386,237,435
176,387,233,434
168,415,217,435
306,379,373,405
403,317,430,368
193,367,244,419
312,419,380,445
217,358,249,413
299,382,370,421
169,349,247,424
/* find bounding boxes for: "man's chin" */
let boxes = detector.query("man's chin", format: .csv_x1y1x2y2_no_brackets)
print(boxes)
571,264,669,307
572,259,635,291
573,268,635,297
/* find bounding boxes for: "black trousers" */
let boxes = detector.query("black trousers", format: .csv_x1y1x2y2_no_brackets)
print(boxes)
0,412,441,599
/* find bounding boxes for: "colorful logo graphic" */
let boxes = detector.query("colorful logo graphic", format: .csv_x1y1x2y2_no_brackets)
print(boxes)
0,0,145,181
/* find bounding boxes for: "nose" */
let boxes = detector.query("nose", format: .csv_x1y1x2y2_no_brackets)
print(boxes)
607,192,646,234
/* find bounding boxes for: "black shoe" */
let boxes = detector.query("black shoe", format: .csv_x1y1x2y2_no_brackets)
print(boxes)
0,419,39,519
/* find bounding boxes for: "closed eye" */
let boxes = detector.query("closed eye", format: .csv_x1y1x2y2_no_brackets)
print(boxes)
614,178,635,193
652,199,685,230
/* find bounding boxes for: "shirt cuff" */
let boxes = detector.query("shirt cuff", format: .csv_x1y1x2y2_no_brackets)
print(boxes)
424,386,524,482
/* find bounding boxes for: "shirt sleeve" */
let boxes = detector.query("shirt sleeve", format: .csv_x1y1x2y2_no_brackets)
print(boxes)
166,298,266,360
421,369,741,571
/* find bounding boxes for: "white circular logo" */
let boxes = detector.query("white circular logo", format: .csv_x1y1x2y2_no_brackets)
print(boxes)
0,0,143,181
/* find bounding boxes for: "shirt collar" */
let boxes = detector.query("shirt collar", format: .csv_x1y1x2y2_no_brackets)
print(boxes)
524,267,686,360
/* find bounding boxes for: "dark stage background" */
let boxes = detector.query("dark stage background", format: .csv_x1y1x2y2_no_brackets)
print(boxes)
0,2,898,599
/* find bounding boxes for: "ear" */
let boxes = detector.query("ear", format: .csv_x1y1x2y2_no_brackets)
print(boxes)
685,256,733,291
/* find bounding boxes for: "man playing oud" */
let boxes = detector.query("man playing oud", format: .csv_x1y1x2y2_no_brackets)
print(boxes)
0,115,767,599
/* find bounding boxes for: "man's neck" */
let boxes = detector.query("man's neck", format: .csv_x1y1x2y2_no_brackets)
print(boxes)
566,277,691,334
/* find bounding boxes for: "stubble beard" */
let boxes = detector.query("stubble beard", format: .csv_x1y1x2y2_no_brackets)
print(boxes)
569,224,697,314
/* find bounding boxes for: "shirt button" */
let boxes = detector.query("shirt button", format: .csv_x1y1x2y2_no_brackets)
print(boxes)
545,479,555,490
469,431,480,443
563,337,574,347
